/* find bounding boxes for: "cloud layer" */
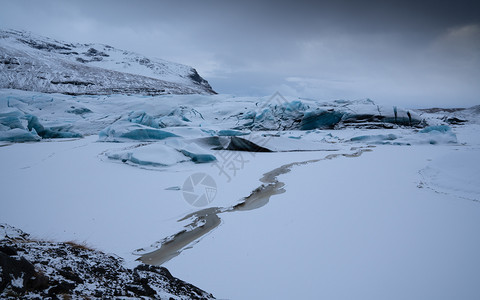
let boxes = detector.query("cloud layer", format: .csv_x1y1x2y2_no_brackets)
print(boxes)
1,0,479,107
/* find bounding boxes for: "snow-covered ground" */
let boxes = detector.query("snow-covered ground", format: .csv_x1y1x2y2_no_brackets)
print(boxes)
1,89,479,299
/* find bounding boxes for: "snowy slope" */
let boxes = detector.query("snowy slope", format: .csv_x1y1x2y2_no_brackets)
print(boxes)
0,29,215,95
0,87,479,299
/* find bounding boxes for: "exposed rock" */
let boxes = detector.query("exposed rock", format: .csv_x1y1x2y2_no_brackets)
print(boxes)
0,224,215,299
226,136,273,152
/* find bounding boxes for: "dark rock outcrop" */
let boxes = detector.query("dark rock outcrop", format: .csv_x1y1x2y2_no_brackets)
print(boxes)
0,224,215,299
226,136,272,152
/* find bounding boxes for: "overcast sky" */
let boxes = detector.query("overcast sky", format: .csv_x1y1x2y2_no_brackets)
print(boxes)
1,0,479,107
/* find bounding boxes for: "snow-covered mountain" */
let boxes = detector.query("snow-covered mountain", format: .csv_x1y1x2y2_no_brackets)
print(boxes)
0,29,216,96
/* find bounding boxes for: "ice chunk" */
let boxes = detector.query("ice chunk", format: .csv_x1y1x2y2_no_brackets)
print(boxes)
107,143,189,167
26,115,46,136
416,125,457,144
217,129,249,136
26,115,82,139
350,126,457,145
179,143,217,163
106,140,216,167
419,125,451,134
252,108,278,130
158,115,190,128
128,111,159,128
351,134,398,143
300,110,344,130
158,106,204,128
180,150,217,163
165,186,181,191
66,106,92,115
0,108,26,130
98,121,178,142
381,108,422,126
283,100,309,112
0,128,41,142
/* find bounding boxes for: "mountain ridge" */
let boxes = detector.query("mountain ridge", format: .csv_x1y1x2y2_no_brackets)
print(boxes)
0,29,216,96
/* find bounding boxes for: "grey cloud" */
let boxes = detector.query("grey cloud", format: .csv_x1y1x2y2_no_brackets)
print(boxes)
1,0,479,107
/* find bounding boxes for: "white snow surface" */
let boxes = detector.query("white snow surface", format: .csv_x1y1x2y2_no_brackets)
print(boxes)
0,88,479,299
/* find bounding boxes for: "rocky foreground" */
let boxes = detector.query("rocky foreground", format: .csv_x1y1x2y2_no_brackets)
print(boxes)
0,224,215,299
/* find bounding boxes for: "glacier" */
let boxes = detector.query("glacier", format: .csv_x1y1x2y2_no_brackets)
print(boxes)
98,122,178,142
0,89,471,148
1,87,479,300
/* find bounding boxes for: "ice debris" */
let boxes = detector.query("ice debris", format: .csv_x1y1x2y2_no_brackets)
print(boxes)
0,108,80,141
98,122,178,142
106,141,217,167
27,115,82,139
107,143,190,167
350,125,457,145
0,128,41,142
217,129,249,136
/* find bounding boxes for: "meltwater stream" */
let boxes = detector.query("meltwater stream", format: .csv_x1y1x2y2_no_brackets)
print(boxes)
135,147,372,265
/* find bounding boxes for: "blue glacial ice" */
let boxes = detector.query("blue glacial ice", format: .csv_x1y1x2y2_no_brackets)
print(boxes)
419,125,451,134
300,110,344,130
106,140,217,167
0,128,41,142
27,115,82,139
350,125,457,145
417,125,457,144
236,98,424,131
0,107,81,141
0,108,26,130
179,142,217,163
351,134,398,143
98,121,178,142
107,143,190,167
217,129,249,136
127,111,159,128
180,150,216,163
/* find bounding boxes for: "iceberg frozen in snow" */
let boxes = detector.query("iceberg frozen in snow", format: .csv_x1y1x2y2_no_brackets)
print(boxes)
98,121,178,142
127,111,160,128
0,128,41,142
350,125,457,145
350,134,398,144
27,115,82,139
179,142,217,163
106,138,217,167
416,125,457,145
0,108,26,130
217,129,250,136
0,107,81,140
106,143,191,167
